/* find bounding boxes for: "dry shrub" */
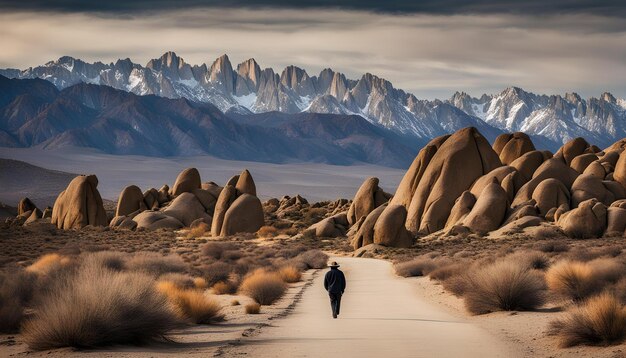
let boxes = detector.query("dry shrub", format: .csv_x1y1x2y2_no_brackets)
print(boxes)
201,242,237,260
127,252,187,276
245,302,261,314
157,282,223,324
550,293,626,347
212,280,238,295
186,223,210,239
278,266,302,283
463,260,546,315
395,257,437,277
295,250,328,270
588,258,626,285
27,253,72,275
535,240,569,253
83,251,126,271
0,269,36,333
442,275,468,297
257,226,279,238
506,250,550,270
23,261,178,350
158,273,196,289
193,277,208,289
546,260,597,301
240,269,287,305
429,262,466,282
231,299,240,306
202,262,232,285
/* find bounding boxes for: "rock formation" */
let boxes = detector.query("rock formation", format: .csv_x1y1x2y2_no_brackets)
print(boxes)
51,175,107,229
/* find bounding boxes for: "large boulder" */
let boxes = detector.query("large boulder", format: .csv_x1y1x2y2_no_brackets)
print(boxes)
171,168,201,196
570,153,599,173
583,161,606,179
202,182,223,198
143,188,160,210
309,213,349,238
557,198,607,238
133,211,183,230
570,174,613,207
51,175,107,230
157,185,170,204
555,137,595,166
512,158,579,207
614,151,626,190
606,200,626,235
162,192,211,227
389,134,450,209
115,185,145,217
405,127,502,234
462,181,508,234
220,194,264,236
509,150,548,182
531,178,570,216
444,191,476,229
235,169,257,196
373,204,413,248
18,197,37,216
192,189,218,215
493,132,535,165
351,204,386,249
347,177,391,226
469,166,523,197
211,185,237,236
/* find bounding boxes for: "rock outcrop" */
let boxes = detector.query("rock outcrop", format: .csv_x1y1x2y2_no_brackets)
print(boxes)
347,177,391,226
51,175,107,229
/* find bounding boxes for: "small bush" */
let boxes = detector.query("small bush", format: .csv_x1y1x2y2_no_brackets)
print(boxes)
395,258,437,277
507,250,550,270
202,262,232,285
231,299,240,306
257,226,279,238
127,252,187,276
295,250,328,270
201,242,237,260
550,293,626,347
23,262,178,350
158,273,196,289
193,277,208,289
429,263,465,282
83,251,126,271
27,253,72,275
157,282,223,324
535,240,569,253
240,270,287,305
0,269,36,333
463,260,546,315
278,266,302,283
186,223,210,239
589,258,626,285
546,260,596,301
245,303,261,314
212,280,239,295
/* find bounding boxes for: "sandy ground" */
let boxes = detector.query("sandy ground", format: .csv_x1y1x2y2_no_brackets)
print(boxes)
0,147,405,204
409,276,626,358
221,257,517,357
1,271,316,357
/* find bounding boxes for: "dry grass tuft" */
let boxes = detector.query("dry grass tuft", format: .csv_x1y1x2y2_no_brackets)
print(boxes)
257,226,279,238
550,293,626,347
157,282,223,324
127,252,187,276
0,269,36,333
463,260,546,315
240,269,287,305
245,302,261,314
26,253,72,275
295,250,328,270
395,257,437,277
23,260,178,350
278,266,302,283
211,280,239,295
231,299,240,306
186,223,210,239
193,277,208,290
546,260,596,302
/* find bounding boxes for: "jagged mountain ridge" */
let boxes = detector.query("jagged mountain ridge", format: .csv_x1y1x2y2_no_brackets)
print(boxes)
0,52,501,146
0,75,418,168
2,52,625,149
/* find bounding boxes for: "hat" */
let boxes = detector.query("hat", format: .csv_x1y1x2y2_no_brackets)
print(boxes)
329,261,340,267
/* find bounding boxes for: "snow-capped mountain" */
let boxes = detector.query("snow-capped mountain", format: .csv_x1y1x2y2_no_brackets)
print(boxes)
448,88,626,148
2,52,625,149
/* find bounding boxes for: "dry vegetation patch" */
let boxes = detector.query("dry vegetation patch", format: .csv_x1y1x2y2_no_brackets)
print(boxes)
240,269,287,305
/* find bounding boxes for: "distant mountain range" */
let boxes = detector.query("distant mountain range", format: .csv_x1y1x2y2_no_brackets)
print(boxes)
1,52,625,160
0,75,417,167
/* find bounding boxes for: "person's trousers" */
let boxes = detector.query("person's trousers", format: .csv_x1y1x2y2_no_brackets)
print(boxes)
329,292,342,316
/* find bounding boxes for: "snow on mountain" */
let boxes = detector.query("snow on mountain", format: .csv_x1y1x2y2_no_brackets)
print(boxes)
2,52,624,150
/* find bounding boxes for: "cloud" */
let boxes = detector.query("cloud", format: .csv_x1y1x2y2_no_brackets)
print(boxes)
0,8,625,100
0,0,624,17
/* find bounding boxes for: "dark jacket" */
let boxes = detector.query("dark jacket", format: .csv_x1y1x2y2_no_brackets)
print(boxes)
324,267,346,294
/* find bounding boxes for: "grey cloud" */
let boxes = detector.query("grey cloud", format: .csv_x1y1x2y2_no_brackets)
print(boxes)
0,0,624,17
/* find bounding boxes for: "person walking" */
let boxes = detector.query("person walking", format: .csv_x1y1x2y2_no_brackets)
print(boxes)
324,261,346,319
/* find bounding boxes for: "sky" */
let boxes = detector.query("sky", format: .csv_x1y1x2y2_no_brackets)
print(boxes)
0,0,625,100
